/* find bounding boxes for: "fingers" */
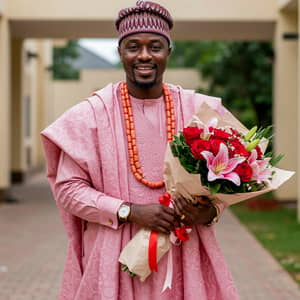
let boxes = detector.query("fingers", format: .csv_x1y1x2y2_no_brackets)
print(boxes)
161,204,176,217
148,214,176,234
194,195,211,207
130,203,185,234
174,197,193,215
156,219,174,233
151,205,176,233
172,197,191,225
173,196,209,226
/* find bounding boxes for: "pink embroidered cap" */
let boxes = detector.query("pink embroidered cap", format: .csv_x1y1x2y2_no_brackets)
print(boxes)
115,0,173,45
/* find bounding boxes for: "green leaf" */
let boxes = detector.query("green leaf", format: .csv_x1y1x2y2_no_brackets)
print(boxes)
173,135,181,145
245,126,257,141
128,271,137,277
270,154,284,166
121,265,128,272
208,182,221,194
255,125,273,140
264,151,273,158
170,143,179,157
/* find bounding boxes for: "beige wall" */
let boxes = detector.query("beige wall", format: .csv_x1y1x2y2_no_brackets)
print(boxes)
0,0,299,205
22,39,53,170
10,39,53,176
0,16,10,188
51,69,201,122
8,1,276,40
11,38,24,173
274,10,298,200
278,0,298,10
0,0,7,15
23,40,39,169
35,40,53,166
7,0,277,20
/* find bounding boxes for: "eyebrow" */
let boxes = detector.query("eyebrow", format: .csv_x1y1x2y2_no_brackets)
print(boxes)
125,38,164,43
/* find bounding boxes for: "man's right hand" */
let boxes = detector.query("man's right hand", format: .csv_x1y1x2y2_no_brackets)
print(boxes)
128,203,177,234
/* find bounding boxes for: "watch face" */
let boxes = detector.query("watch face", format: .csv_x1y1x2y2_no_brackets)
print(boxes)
119,205,130,218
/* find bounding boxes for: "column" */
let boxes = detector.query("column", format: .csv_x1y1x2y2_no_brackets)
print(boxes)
0,17,11,199
274,11,298,203
10,38,25,182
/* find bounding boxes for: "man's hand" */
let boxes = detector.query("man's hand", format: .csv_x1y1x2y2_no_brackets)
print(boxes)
128,203,177,234
173,196,217,226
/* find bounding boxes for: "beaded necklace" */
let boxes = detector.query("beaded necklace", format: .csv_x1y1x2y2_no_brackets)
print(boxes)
120,81,176,189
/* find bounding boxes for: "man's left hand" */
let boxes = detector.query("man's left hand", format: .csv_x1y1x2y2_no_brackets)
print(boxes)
173,196,217,226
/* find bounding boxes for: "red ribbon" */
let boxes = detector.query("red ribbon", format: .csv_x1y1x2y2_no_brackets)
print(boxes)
159,192,171,206
148,231,159,272
148,193,171,272
148,192,191,272
174,227,190,242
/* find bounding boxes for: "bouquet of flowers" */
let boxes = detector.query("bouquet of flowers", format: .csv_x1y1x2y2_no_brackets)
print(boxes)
163,102,294,206
171,116,278,196
119,101,294,288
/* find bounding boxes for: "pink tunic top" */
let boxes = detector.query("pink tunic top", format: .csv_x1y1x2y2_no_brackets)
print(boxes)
42,83,239,300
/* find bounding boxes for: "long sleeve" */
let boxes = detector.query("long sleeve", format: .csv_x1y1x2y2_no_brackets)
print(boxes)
55,151,124,229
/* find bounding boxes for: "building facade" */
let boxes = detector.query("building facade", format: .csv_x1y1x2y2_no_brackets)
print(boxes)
0,0,299,216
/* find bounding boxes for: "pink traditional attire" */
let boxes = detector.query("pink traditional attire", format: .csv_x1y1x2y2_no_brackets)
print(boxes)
41,82,240,300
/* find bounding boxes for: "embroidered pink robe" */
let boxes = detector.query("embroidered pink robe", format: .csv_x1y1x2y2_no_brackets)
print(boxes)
41,82,240,300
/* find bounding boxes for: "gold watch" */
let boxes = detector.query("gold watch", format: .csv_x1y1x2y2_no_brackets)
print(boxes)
117,203,131,223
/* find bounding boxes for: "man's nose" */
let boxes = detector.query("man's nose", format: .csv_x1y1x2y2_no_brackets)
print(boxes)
138,47,151,60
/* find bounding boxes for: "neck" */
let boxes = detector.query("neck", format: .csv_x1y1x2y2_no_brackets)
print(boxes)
126,81,164,99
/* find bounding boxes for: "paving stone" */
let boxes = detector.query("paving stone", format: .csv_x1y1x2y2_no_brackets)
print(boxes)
0,174,299,300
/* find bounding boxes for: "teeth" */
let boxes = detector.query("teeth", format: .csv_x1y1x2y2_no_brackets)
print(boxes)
136,67,153,70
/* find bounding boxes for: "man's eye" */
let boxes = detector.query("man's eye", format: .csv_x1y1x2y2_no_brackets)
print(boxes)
151,45,162,51
127,45,138,51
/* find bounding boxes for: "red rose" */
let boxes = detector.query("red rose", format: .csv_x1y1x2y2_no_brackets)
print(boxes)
183,127,203,146
230,128,241,137
190,139,211,160
255,146,263,160
209,138,226,156
229,139,249,158
234,162,253,182
210,128,232,140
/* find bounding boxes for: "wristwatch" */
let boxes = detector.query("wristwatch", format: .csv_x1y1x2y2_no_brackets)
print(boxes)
117,203,131,223
205,203,220,226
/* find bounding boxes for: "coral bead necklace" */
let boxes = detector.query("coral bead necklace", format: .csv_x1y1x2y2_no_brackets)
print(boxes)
120,81,176,189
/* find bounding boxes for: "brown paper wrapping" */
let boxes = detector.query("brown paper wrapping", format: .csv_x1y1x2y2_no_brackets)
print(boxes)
119,229,171,281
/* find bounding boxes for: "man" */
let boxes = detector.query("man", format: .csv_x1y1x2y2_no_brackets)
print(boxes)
41,1,240,299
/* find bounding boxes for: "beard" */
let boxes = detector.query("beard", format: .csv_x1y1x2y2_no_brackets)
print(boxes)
133,79,157,89
132,68,158,89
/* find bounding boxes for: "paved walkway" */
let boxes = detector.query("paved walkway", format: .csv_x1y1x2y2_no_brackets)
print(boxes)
0,174,300,300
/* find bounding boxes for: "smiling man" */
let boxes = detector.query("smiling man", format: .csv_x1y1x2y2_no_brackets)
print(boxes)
41,1,240,299
118,32,171,95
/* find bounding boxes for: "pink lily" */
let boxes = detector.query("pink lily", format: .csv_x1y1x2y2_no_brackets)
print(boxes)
201,143,246,186
248,150,272,183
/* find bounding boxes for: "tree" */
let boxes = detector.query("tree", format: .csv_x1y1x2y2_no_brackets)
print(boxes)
52,40,80,80
168,41,274,128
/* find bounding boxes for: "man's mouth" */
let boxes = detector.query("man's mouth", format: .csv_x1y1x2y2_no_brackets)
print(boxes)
134,64,156,77
134,64,155,70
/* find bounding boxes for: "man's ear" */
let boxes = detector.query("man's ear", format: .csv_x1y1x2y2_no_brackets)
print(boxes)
168,47,172,57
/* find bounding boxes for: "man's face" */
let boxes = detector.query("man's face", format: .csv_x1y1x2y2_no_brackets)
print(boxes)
118,33,171,89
